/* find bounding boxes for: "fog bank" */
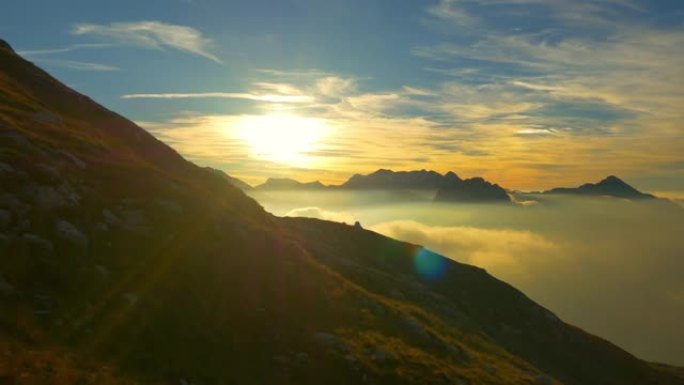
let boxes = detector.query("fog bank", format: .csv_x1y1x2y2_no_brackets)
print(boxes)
249,190,684,365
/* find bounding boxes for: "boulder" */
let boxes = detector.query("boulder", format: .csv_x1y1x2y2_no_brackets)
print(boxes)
32,111,63,127
313,331,338,346
59,150,87,169
35,185,69,209
102,209,122,226
535,374,554,385
0,162,14,174
55,219,88,249
22,233,54,252
403,317,430,339
0,208,11,229
0,273,15,296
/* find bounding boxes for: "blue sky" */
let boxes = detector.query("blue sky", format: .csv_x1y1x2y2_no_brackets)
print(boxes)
2,0,683,193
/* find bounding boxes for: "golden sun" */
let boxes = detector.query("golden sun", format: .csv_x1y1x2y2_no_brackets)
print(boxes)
237,114,329,166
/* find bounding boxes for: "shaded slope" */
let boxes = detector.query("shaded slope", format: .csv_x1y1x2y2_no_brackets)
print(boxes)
285,218,679,385
0,39,681,385
204,167,253,190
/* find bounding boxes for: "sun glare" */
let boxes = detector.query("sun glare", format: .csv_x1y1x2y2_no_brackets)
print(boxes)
237,114,329,165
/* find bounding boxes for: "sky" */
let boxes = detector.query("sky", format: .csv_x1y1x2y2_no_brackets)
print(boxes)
1,0,683,193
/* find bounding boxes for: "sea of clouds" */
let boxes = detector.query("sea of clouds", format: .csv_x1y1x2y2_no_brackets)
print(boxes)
251,189,684,365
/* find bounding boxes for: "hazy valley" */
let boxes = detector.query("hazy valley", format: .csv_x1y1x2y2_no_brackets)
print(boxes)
248,182,684,366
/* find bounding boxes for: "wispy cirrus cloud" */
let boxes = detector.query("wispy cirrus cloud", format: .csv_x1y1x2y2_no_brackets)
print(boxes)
17,43,116,71
316,76,357,98
72,21,221,63
30,59,119,71
121,92,313,103
17,43,111,56
255,68,333,78
417,0,684,123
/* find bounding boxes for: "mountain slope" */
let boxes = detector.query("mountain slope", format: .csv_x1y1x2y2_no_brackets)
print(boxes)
204,167,253,190
1,39,682,385
545,176,655,200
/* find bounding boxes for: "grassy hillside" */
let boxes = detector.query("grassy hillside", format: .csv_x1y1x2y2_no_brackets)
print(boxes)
0,39,682,385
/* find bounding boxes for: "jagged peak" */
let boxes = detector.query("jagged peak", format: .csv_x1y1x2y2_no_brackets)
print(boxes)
465,176,486,183
599,175,626,185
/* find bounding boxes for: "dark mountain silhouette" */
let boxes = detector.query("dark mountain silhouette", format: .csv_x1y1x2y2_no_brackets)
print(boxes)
1,39,683,385
256,169,511,203
204,167,253,190
435,176,511,203
342,169,448,189
255,177,326,190
545,175,656,200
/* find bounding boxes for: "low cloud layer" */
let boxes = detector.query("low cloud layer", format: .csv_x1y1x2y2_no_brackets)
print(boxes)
251,191,684,365
370,220,559,283
370,208,684,365
285,206,357,224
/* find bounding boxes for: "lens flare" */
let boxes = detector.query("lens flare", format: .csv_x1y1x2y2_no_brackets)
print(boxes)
413,247,447,280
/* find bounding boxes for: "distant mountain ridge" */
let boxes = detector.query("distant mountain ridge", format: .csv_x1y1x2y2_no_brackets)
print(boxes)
253,169,511,202
255,177,326,190
544,175,655,200
251,170,659,203
435,176,510,202
342,169,448,189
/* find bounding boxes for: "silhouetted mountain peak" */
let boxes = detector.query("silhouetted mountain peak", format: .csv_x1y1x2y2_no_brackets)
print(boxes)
546,175,655,200
436,175,511,203
342,169,449,189
444,171,461,181
598,175,627,186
